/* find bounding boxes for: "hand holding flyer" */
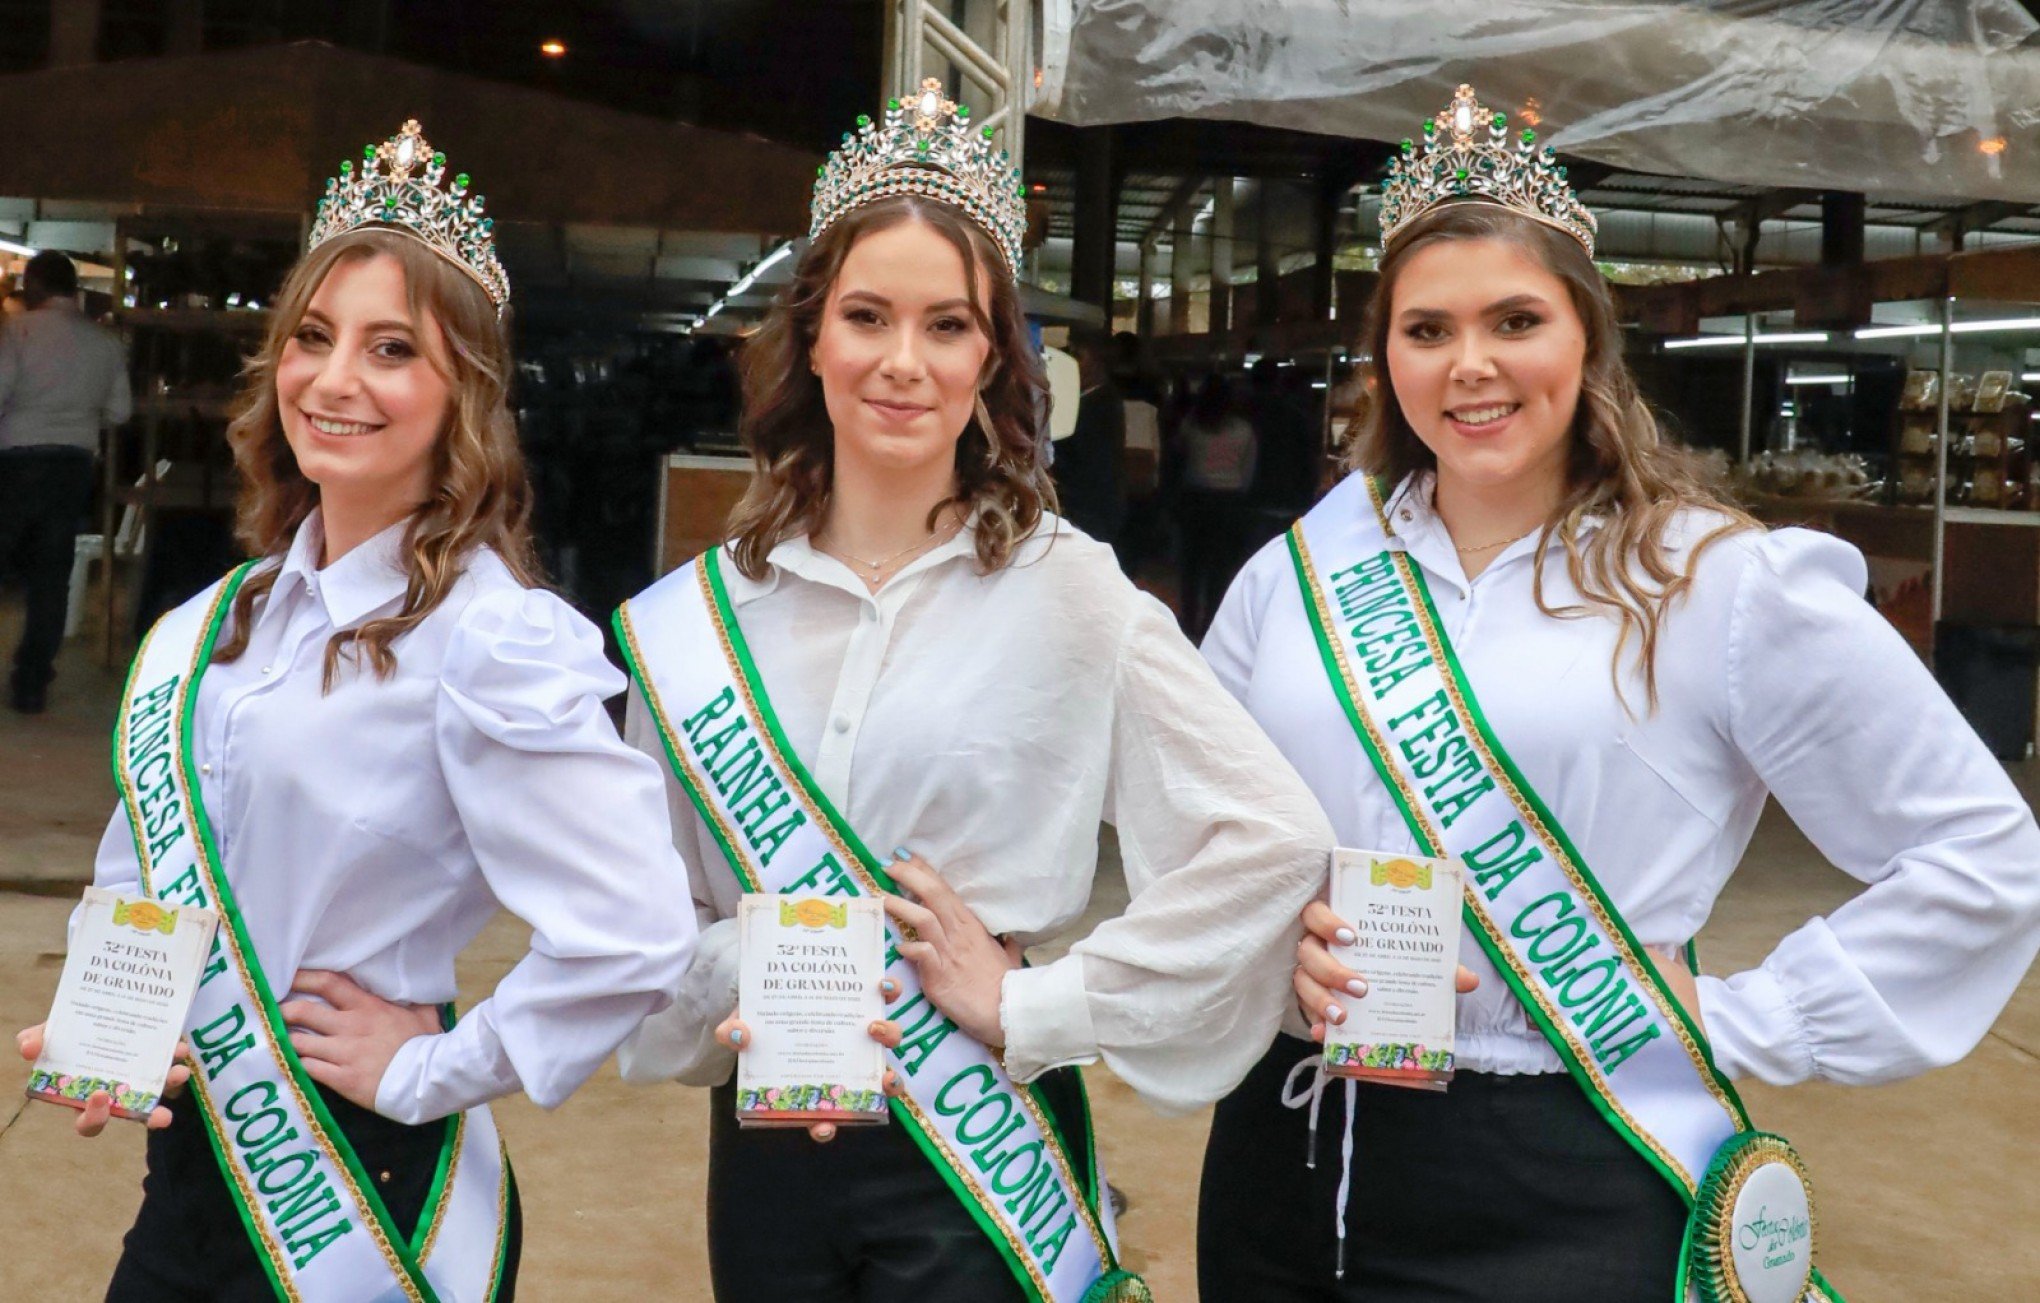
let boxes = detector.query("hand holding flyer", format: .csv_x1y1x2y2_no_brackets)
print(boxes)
28,887,219,1122
1323,850,1464,1091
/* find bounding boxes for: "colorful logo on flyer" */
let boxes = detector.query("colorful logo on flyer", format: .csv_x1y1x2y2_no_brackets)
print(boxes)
1370,857,1432,891
780,898,848,930
737,1082,882,1113
111,898,177,935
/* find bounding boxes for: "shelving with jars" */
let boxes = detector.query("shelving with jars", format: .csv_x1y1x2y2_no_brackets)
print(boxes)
1893,369,2033,511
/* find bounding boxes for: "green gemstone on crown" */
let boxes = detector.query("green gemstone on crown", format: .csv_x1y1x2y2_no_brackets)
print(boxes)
888,98,900,111
957,104,970,118
455,172,470,188
340,160,352,173
1423,119,1436,135
432,152,445,167
1455,168,1469,181
982,126,994,139
1521,129,1536,144
857,114,871,127
364,144,377,160
1492,112,1506,129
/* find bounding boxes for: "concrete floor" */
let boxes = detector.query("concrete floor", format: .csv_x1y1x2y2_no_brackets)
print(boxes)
1,604,2036,1300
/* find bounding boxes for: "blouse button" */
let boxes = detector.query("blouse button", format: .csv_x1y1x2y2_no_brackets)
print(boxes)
378,1170,392,1184
260,665,273,675
832,715,851,734
1400,509,1413,522
199,763,213,776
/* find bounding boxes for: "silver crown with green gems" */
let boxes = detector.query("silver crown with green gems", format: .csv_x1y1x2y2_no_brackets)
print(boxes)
1379,85,1597,256
308,118,511,310
810,78,1027,279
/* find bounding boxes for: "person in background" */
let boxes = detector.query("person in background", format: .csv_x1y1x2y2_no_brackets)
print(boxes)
1177,373,1257,635
1110,332,1166,579
1053,331,1128,546
0,250,131,713
1249,355,1321,516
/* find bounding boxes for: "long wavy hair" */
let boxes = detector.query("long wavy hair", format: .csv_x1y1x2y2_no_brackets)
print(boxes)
1351,202,1753,708
726,194,1053,579
212,228,541,689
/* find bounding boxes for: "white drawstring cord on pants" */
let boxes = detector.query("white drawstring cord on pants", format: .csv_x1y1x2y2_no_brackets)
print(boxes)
1280,1054,1359,1280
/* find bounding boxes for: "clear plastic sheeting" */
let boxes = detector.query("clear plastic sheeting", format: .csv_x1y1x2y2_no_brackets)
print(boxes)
1035,0,2040,203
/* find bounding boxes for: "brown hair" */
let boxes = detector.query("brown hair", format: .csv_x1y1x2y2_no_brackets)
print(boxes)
1351,202,1753,708
212,227,541,688
725,194,1053,579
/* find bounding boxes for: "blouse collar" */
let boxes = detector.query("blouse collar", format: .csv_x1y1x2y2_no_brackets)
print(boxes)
1381,471,1604,589
273,509,412,628
718,510,985,607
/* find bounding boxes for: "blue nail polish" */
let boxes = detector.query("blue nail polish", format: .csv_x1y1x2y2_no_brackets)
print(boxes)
892,846,912,861
729,1028,745,1047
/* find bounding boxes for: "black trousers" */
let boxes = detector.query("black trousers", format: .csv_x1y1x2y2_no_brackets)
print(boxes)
107,1085,522,1301
707,1067,1094,1302
0,446,94,692
1198,1035,1689,1303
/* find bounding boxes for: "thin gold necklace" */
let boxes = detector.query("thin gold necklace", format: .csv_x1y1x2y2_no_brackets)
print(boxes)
1454,526,1536,555
816,518,958,582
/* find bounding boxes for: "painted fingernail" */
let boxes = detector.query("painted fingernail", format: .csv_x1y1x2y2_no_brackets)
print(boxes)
892,846,912,861
1346,979,1369,998
728,1028,745,1047
1324,1002,1344,1024
1334,927,1358,946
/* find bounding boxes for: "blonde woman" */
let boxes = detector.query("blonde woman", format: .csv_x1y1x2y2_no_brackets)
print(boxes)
16,121,695,1302
614,85,1330,1302
1197,87,2040,1302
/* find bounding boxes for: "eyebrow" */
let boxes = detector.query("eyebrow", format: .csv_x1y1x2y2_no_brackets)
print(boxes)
298,308,415,334
837,289,975,314
1397,293,1551,322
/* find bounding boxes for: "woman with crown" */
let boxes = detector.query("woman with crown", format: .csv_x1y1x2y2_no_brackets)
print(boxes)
1194,85,2040,1303
14,120,699,1301
611,80,1331,1302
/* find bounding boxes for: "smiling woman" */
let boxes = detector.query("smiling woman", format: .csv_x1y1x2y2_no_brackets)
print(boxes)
613,84,1335,1303
1195,86,2040,1303
214,225,536,689
725,190,1052,584
16,120,701,1303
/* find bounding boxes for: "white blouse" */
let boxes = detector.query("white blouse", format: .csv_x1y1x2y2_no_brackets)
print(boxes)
90,512,698,1124
615,520,1334,1113
1205,475,2040,1083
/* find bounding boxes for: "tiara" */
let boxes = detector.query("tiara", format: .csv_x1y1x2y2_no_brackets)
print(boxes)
1379,85,1597,257
811,79,1027,279
308,119,511,310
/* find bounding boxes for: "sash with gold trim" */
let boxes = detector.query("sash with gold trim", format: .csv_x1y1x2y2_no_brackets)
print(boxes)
616,549,1146,1303
1288,477,1840,1303
113,562,512,1302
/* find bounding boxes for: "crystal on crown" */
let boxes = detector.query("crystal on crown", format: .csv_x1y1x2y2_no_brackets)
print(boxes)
306,118,511,310
1378,85,1597,257
810,78,1027,279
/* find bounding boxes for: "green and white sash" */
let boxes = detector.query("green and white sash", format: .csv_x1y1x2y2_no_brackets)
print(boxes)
1289,478,1841,1303
616,549,1145,1303
114,563,513,1303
